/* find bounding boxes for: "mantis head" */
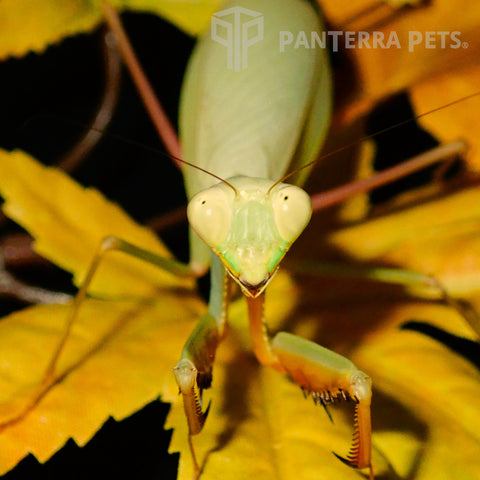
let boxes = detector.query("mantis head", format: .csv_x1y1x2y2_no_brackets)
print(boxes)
187,176,312,298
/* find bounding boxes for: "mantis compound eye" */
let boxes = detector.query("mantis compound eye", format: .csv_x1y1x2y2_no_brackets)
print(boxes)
271,184,312,244
187,187,233,249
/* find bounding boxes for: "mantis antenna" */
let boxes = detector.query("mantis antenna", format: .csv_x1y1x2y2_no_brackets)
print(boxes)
268,89,480,193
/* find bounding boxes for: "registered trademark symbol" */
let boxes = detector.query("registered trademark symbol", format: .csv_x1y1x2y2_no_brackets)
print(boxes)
462,41,469,48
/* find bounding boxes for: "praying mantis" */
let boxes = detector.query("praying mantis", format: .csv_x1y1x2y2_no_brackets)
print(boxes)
25,0,377,476
0,0,479,478
98,0,376,476
173,0,374,477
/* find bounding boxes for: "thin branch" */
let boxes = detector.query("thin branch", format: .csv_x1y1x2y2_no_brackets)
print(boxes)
100,0,182,164
310,141,467,211
0,253,71,305
57,29,122,171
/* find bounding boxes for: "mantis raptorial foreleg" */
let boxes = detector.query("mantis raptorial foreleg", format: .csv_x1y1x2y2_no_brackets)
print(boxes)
271,332,372,473
247,293,373,475
173,254,229,475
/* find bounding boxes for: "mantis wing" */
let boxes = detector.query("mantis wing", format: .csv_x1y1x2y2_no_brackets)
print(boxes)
179,0,332,270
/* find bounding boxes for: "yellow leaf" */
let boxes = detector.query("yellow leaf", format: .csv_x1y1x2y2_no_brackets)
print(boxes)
0,150,480,478
318,0,480,140
0,0,100,59
411,64,480,172
168,359,368,480
284,271,480,480
0,150,207,473
0,149,192,297
0,151,378,478
357,303,480,479
120,0,225,36
326,184,480,297
0,297,202,474
0,0,224,60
